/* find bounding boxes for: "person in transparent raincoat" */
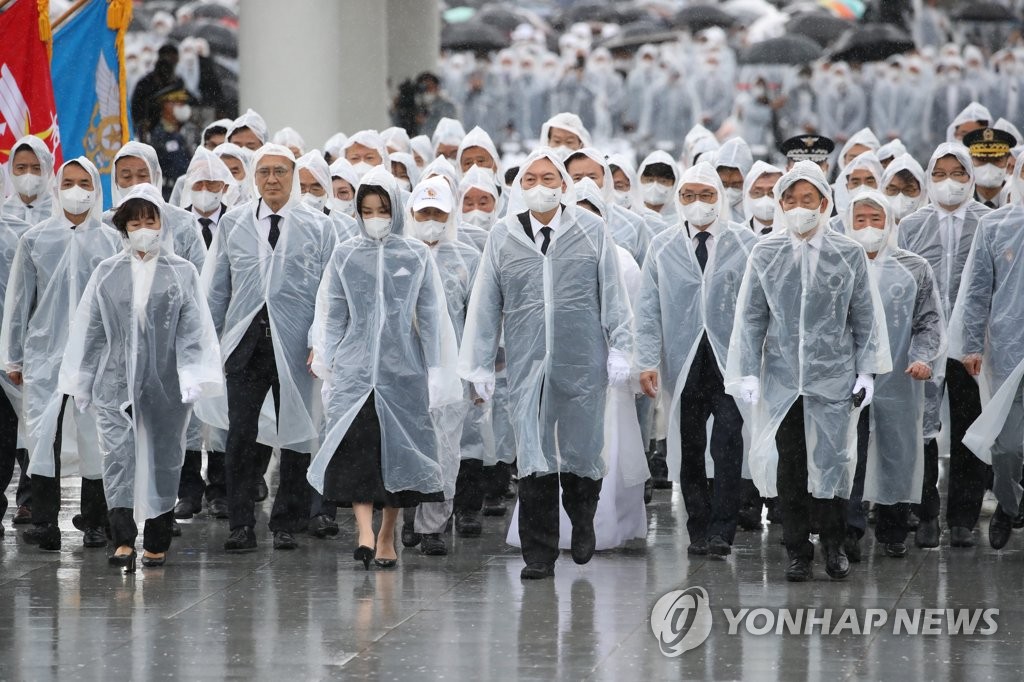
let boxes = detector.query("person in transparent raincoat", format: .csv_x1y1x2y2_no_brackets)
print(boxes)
1,135,55,229
843,190,946,560
950,160,1024,550
635,162,756,557
725,161,892,583
58,184,223,570
896,142,991,549
458,149,634,579
1,157,122,551
306,167,461,569
297,149,359,243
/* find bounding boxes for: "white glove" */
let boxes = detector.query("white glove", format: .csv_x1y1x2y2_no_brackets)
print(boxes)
75,395,91,412
180,384,202,404
853,373,874,408
739,376,760,405
473,379,495,403
607,348,631,388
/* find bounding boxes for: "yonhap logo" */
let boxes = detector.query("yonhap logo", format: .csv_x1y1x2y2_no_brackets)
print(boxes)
650,586,713,656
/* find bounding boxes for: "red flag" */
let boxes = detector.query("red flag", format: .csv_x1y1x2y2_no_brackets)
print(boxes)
0,0,62,167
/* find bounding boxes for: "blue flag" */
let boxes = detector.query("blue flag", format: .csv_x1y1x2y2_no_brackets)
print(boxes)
51,0,131,209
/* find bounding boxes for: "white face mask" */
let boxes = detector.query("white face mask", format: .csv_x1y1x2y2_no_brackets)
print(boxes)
397,178,412,192
931,177,971,205
523,184,562,213
849,225,887,252
173,104,192,123
550,146,573,162
641,182,672,206
12,172,44,197
782,206,822,235
302,192,325,211
363,216,391,239
329,197,354,216
613,190,630,207
973,163,1006,189
128,228,162,254
682,200,719,227
351,161,376,180
725,187,743,207
463,209,494,229
415,218,446,242
750,196,775,223
889,193,921,221
191,188,221,213
59,186,96,215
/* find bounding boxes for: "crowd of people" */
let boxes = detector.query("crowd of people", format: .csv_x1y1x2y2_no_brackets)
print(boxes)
2,40,1024,581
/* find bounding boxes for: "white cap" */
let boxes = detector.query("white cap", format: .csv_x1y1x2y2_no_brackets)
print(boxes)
410,176,453,213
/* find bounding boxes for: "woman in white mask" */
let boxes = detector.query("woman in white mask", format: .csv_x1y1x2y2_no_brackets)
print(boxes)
307,166,461,570
58,184,223,572
328,158,359,218
881,153,927,224
389,152,421,193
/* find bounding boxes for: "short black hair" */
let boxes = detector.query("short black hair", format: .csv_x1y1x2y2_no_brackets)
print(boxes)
111,198,160,236
356,184,392,216
894,169,921,188
13,143,35,157
203,125,228,143
504,166,519,186
641,162,676,182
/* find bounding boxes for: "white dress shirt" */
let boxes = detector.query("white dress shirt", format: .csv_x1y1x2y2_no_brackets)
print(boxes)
934,199,968,300
684,217,721,276
790,226,826,279
256,198,289,243
528,206,562,253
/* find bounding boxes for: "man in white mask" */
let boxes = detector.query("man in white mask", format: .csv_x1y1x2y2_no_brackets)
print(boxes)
459,149,633,580
226,108,268,151
725,161,892,582
298,151,359,244
742,161,783,237
458,166,500,234
636,151,678,220
539,112,591,160
964,127,1017,209
897,142,991,549
2,158,122,551
713,137,754,224
1,136,55,228
636,162,756,557
881,153,927,224
342,130,390,181
328,158,359,219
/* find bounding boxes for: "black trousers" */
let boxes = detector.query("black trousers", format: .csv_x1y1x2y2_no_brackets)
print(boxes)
776,398,847,558
109,507,174,553
517,472,601,566
454,459,512,513
918,359,987,528
846,408,910,543
0,389,21,520
224,335,311,533
32,396,107,527
678,336,743,543
177,449,226,505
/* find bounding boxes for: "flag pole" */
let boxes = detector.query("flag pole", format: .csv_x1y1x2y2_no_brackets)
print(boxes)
52,0,90,31
0,0,18,14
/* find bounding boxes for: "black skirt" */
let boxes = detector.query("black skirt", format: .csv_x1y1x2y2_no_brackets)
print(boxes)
323,391,444,509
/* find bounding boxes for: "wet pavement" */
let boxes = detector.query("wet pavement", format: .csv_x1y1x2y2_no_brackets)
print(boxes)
1,469,1023,681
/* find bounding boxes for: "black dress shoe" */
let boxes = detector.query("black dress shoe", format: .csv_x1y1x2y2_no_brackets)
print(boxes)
254,478,269,502
224,526,257,552
454,510,482,537
81,527,107,548
12,505,32,524
785,555,812,582
687,538,708,556
915,517,939,548
401,524,421,548
208,498,229,519
171,519,181,537
643,479,654,504
949,526,976,548
1013,498,1024,529
824,545,851,580
736,506,763,531
308,514,340,538
570,521,596,564
24,524,61,551
481,495,507,517
419,533,448,556
174,499,199,519
520,563,554,580
883,542,908,558
707,535,731,556
766,500,783,524
988,506,1014,550
273,530,297,550
844,533,862,563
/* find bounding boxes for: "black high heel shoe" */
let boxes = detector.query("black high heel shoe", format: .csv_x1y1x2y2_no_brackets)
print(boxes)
109,548,137,574
354,545,374,571
141,552,166,568
374,555,397,569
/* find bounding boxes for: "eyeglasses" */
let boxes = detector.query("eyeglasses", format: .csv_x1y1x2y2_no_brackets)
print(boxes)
255,166,291,179
930,170,969,181
748,189,774,199
679,191,717,203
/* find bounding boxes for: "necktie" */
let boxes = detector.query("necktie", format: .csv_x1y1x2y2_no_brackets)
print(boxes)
539,226,552,255
695,231,710,271
268,214,281,250
760,226,773,235
198,218,213,248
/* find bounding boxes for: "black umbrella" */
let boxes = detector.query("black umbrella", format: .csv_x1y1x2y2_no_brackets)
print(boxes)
601,22,681,52
828,23,914,63
441,21,510,52
672,5,736,31
475,5,526,34
741,35,823,65
952,2,1018,22
558,2,652,27
191,3,238,23
786,12,853,47
168,20,238,58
